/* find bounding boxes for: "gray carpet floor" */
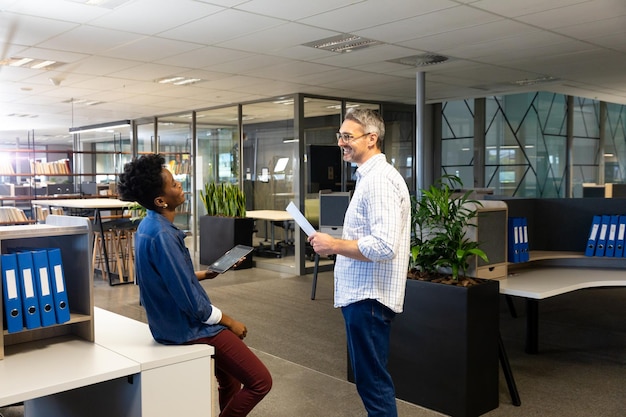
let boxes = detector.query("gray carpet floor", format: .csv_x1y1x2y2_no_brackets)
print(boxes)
3,267,625,416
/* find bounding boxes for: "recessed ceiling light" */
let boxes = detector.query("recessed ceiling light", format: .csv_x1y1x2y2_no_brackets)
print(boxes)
66,0,132,9
512,76,559,86
156,76,202,86
61,98,105,106
0,57,64,70
174,78,201,86
325,103,361,110
6,113,38,119
31,60,57,69
303,34,383,53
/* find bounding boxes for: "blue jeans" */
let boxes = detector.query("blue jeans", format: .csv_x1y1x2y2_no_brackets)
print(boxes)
342,299,397,417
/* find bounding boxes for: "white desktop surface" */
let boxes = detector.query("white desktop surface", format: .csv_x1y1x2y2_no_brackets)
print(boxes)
0,336,139,407
499,267,626,299
246,209,293,222
1,309,215,416
94,307,214,371
32,198,133,210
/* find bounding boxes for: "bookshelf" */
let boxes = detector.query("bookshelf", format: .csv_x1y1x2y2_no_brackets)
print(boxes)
0,215,93,359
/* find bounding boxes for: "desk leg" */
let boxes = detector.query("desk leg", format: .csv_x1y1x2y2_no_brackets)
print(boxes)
263,221,269,243
525,299,539,354
95,208,115,286
499,332,521,406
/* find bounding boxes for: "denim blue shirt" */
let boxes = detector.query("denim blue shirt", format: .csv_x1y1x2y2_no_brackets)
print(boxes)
135,210,226,344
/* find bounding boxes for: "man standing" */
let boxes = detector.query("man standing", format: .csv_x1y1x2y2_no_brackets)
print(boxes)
309,108,411,417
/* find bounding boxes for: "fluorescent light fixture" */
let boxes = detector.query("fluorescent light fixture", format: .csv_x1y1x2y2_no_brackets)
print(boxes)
10,57,34,67
0,57,63,70
159,76,184,83
303,34,383,53
156,76,202,85
69,120,131,134
67,0,132,8
30,60,57,69
325,103,362,110
174,78,201,85
274,157,290,173
486,145,520,149
7,113,38,119
62,98,104,106
512,76,559,86
273,99,294,105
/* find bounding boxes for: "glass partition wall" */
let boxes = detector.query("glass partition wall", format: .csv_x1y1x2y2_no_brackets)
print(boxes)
72,124,132,198
441,93,626,198
57,94,413,275
136,119,156,155
156,115,193,233
195,105,240,253
240,99,298,270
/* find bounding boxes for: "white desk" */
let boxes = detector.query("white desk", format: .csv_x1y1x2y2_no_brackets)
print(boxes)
92,308,214,417
500,267,626,299
0,308,214,417
498,267,626,353
0,337,139,408
246,210,293,252
32,198,133,211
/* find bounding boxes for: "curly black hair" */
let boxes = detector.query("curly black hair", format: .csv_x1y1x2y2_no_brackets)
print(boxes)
117,154,165,210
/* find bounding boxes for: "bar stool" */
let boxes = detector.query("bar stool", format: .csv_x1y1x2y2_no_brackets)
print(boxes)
92,227,123,282
92,218,139,284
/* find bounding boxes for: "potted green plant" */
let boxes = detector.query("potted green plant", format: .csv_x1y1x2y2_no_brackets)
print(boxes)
389,175,501,417
409,175,489,280
198,182,254,269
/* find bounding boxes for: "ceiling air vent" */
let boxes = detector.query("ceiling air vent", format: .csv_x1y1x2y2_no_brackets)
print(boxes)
387,54,449,67
303,34,383,53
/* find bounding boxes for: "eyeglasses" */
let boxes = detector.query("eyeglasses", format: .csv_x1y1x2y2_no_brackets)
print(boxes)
336,132,371,143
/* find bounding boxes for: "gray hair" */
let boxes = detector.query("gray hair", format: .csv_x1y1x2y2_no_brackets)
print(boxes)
344,108,385,147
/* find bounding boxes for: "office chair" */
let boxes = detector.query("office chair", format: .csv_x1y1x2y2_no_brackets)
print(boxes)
311,190,351,300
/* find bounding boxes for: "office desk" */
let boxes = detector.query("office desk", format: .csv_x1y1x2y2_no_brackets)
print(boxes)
246,210,293,255
34,199,135,285
499,267,626,353
33,198,133,213
0,309,214,417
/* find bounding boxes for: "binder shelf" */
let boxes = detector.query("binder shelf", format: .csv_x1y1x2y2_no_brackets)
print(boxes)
0,216,93,359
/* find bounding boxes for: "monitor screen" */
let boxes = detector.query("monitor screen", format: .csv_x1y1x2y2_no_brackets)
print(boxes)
319,194,351,227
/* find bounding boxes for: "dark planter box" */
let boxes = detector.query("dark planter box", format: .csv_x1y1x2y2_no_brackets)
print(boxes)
199,216,254,270
390,278,500,417
348,278,500,417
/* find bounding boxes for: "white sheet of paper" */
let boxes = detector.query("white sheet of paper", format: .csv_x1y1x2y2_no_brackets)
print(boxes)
286,201,316,236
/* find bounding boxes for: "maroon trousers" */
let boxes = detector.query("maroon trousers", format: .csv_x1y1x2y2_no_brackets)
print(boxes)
189,330,272,417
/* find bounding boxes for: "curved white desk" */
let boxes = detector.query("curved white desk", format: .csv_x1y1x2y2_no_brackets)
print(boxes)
500,267,626,298
499,267,626,353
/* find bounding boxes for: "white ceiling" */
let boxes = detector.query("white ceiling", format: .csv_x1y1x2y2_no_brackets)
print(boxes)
1,0,626,140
